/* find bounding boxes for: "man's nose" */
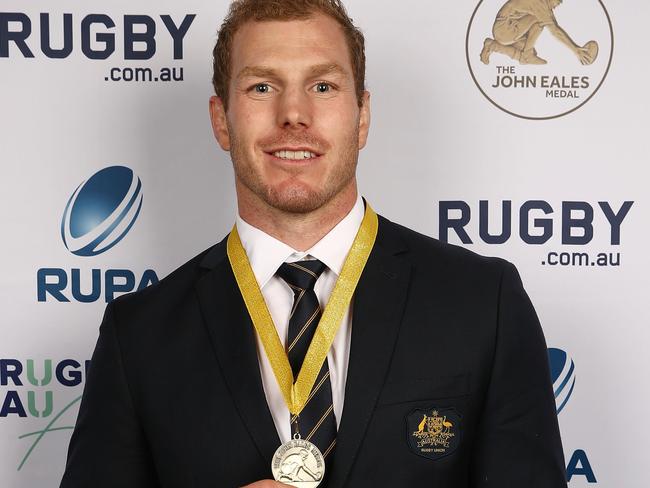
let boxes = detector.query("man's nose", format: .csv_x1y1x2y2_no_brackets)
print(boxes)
276,87,312,129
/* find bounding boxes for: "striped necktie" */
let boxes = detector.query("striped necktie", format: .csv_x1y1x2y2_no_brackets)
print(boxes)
276,259,337,463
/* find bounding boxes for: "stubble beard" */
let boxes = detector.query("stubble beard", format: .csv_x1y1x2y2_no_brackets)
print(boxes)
229,127,359,215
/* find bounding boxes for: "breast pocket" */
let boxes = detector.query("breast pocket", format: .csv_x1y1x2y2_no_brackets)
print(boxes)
376,373,470,407
358,373,470,472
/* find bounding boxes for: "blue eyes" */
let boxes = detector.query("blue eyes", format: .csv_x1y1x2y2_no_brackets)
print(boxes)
249,82,334,95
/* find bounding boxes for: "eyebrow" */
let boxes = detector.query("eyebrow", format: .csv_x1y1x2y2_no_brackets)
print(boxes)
236,63,348,80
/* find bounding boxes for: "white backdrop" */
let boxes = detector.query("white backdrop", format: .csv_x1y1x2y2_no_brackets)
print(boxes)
1,1,647,486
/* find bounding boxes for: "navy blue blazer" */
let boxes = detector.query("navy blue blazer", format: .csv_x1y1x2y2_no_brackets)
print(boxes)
60,215,567,487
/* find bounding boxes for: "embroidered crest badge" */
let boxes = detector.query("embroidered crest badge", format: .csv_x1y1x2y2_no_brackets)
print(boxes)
406,407,461,460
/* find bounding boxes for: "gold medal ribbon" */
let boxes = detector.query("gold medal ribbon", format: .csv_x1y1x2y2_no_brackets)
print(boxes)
227,203,378,416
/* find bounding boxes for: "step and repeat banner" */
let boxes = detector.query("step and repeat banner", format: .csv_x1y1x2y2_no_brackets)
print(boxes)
1,1,647,486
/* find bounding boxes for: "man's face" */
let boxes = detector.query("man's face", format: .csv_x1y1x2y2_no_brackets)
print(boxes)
210,13,370,214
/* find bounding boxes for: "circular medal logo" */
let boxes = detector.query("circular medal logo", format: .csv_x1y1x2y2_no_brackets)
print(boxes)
61,165,143,257
466,0,613,119
271,438,324,487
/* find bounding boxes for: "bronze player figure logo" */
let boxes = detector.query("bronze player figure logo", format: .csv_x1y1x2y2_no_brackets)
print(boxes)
480,0,598,65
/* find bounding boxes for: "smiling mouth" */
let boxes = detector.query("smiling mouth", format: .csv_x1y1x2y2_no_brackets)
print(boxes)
267,149,321,161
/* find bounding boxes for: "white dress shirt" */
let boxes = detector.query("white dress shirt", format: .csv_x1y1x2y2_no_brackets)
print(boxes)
235,194,365,443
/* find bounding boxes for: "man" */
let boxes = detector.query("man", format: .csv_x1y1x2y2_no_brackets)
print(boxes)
60,1,567,487
480,0,598,65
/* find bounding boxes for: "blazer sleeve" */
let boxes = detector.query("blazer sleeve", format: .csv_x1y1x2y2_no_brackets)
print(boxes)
470,262,567,487
59,301,158,488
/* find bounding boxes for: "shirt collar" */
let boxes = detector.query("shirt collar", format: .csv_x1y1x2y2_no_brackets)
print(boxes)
235,193,365,288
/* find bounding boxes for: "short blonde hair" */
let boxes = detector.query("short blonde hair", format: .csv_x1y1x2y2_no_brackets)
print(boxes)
212,0,366,109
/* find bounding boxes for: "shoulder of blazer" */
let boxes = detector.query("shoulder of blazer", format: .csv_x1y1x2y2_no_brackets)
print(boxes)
107,236,229,324
376,213,513,279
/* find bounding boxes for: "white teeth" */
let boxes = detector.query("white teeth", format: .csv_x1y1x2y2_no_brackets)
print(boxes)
272,150,317,160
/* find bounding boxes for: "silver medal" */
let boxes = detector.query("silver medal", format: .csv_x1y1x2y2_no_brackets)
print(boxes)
271,435,325,487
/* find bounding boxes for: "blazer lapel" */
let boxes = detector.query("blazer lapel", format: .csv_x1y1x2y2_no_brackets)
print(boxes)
195,241,281,465
328,218,412,487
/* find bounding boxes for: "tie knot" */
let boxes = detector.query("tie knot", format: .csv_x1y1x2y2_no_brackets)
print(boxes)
276,259,326,291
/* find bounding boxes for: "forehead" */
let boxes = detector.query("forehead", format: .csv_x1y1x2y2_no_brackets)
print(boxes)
230,12,352,75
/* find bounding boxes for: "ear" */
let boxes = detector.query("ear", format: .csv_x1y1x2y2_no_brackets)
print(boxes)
357,90,371,150
209,95,231,151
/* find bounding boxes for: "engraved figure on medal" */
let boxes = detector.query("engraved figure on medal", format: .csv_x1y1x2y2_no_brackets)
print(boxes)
271,435,325,488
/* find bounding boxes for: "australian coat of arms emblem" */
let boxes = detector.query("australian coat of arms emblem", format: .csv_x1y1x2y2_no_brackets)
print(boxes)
406,408,461,460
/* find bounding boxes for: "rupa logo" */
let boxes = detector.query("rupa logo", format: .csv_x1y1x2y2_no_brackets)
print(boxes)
548,347,576,415
61,166,143,257
547,348,597,483
37,165,159,303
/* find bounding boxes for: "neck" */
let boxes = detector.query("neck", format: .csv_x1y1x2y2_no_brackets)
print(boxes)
236,180,358,251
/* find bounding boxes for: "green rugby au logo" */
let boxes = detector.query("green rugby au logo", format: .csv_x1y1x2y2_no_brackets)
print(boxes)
466,0,613,119
1,359,86,470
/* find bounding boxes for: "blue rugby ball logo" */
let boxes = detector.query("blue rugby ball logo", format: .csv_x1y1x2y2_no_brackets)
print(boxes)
547,348,576,415
61,166,143,257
